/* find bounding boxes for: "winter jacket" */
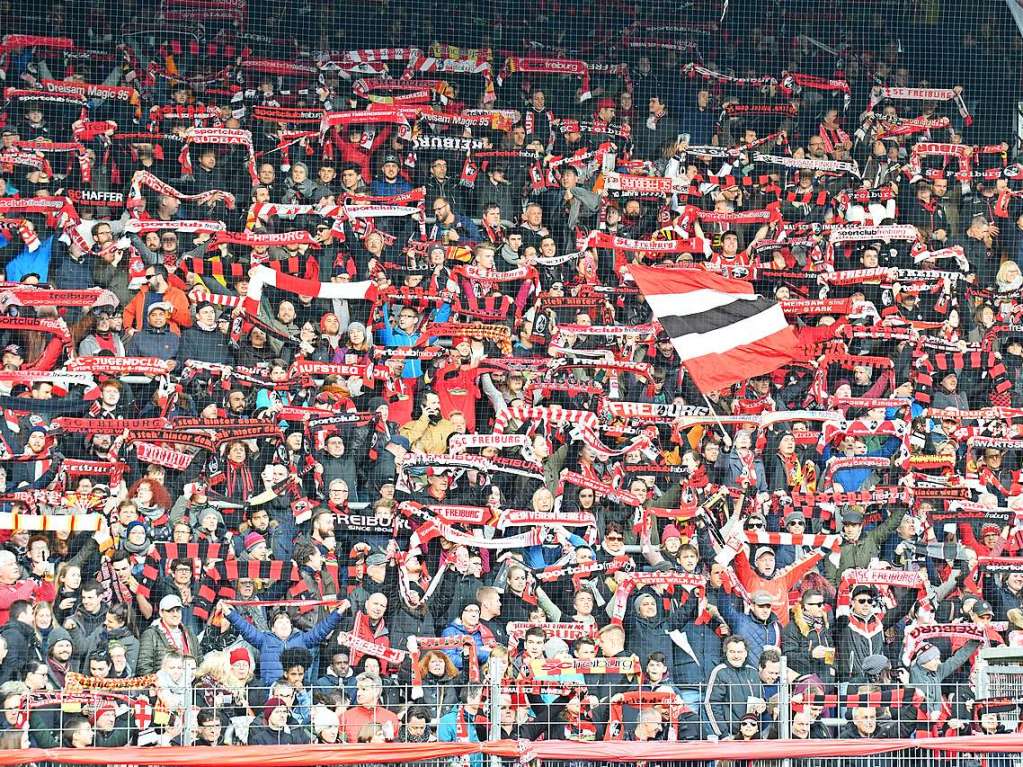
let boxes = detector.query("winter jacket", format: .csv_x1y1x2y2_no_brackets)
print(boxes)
781,605,835,682
125,325,181,360
718,599,783,667
440,620,494,669
715,450,769,494
176,323,233,366
0,619,42,676
909,640,981,715
247,723,311,745
122,284,193,333
226,608,342,686
824,506,908,584
136,620,200,676
731,550,824,626
704,662,763,737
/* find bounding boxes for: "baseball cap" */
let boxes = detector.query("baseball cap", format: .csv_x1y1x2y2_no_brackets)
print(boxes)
381,152,400,166
851,584,877,600
148,301,173,315
973,599,995,617
754,546,776,562
159,594,184,611
388,434,411,451
751,591,774,606
2,343,23,357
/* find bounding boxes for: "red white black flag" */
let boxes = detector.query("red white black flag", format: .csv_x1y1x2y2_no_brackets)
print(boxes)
628,264,800,393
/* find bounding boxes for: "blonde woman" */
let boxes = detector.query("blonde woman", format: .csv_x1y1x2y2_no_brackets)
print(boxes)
194,650,249,720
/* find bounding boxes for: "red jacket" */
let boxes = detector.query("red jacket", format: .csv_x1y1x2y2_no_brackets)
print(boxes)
0,578,56,624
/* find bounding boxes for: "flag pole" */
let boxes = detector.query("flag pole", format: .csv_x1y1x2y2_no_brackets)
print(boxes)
699,389,733,448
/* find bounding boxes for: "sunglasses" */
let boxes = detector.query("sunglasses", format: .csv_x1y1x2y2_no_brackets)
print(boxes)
805,601,825,607
787,520,805,527
747,523,765,529
854,598,875,605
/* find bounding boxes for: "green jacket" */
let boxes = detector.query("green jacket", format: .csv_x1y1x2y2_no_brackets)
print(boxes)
825,505,907,584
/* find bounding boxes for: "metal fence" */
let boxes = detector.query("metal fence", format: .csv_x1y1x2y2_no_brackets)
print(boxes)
10,661,1023,751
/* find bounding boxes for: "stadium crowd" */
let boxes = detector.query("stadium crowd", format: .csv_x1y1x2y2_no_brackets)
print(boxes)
0,0,1021,754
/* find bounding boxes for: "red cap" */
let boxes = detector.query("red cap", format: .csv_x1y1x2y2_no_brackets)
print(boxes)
229,647,250,666
597,98,616,110
90,702,116,724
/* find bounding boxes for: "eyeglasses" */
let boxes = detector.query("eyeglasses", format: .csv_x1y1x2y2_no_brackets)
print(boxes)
605,535,623,541
805,601,825,607
854,598,874,605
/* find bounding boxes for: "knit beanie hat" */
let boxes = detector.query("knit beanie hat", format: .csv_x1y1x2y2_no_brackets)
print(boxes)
263,696,287,721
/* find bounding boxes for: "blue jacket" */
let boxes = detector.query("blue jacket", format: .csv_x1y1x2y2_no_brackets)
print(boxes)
439,620,493,669
521,533,586,569
226,609,342,685
50,242,93,290
6,236,54,282
370,178,413,196
718,600,782,667
378,303,451,378
378,302,422,378
822,435,901,491
437,706,482,767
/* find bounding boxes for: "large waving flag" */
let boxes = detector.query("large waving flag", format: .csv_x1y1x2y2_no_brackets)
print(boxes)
628,264,800,393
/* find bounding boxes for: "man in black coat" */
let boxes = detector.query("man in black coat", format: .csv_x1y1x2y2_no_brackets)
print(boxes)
177,302,233,366
0,600,41,676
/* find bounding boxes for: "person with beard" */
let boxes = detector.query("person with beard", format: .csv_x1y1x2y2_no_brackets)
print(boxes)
9,425,64,489
424,156,464,213
46,627,75,688
77,306,126,357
